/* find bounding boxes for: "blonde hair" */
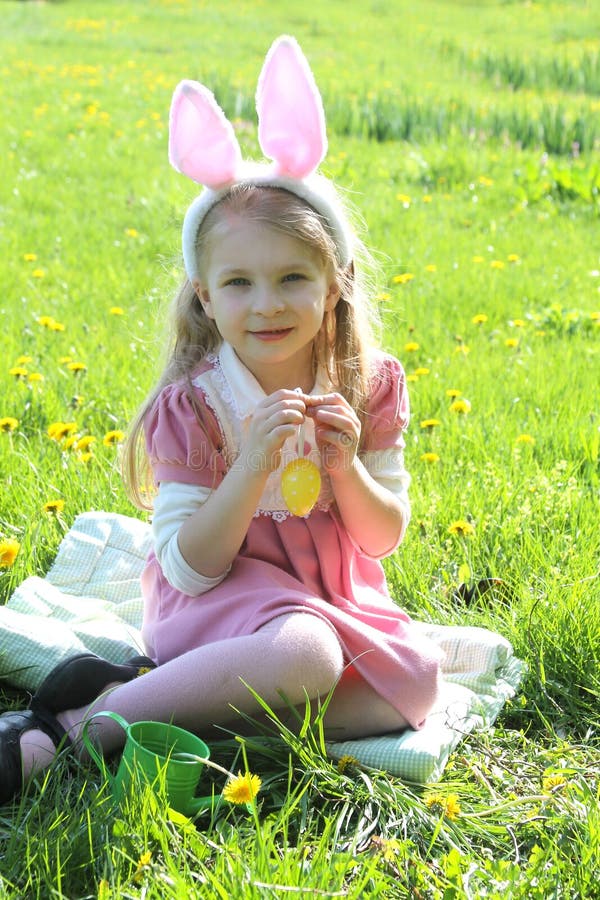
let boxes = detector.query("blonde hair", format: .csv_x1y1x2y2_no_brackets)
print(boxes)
122,184,380,510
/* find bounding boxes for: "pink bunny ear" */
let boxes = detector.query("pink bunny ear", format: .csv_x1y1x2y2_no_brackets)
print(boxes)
169,80,242,188
256,35,327,179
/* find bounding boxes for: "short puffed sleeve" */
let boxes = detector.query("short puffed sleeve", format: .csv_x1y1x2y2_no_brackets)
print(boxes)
145,382,228,487
361,352,410,453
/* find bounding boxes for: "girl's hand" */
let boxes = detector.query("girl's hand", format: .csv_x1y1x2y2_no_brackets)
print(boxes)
304,392,361,477
241,390,307,474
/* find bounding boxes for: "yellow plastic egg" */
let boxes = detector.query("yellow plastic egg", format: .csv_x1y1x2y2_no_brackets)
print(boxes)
281,458,321,517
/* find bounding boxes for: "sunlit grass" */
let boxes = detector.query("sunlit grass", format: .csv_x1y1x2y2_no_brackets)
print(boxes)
0,0,599,896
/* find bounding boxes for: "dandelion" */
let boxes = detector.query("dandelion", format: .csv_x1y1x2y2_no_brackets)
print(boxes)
9,367,28,379
370,835,402,863
103,430,125,445
23,253,37,262
507,253,520,263
0,417,19,432
393,273,415,285
472,255,485,263
16,355,33,365
425,791,461,820
336,754,359,774
406,373,419,383
450,398,471,414
375,291,391,302
125,228,139,238
78,452,94,464
0,539,20,568
448,520,475,537
222,771,262,804
510,319,526,328
59,356,73,365
454,344,470,354
48,422,78,441
446,389,461,398
67,362,87,374
424,264,437,272
43,499,65,515
404,341,420,352
422,194,433,203
515,434,535,445
75,435,96,451
421,452,440,463
49,320,65,332
490,260,505,270
414,367,430,376
542,773,567,793
591,311,600,321
396,193,411,206
109,306,125,315
420,418,441,430
133,850,152,884
32,269,46,279
472,313,488,325
505,338,519,348
28,373,44,383
478,175,493,186
71,395,84,409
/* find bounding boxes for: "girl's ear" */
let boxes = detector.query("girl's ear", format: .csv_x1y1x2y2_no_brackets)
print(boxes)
325,276,341,312
192,279,215,319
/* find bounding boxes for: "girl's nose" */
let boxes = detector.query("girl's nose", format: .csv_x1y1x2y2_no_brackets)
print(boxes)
253,286,284,315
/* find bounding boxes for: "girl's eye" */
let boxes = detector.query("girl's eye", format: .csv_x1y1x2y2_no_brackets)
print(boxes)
283,273,305,282
225,277,250,287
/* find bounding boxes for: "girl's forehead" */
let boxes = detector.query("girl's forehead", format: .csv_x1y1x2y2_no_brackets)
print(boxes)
205,217,325,268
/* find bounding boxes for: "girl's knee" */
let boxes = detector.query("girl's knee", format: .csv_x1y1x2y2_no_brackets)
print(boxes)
269,614,344,697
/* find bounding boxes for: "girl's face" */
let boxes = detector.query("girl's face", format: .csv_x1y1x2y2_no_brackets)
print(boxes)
194,218,340,393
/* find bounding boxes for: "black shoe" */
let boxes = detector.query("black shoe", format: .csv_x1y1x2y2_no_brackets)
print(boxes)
30,652,156,715
0,707,70,804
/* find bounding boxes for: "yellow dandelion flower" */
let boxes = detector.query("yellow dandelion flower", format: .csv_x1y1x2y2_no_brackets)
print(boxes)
75,435,96,451
393,273,415,285
109,306,125,315
454,344,470,354
414,367,430,376
28,372,44,383
47,422,78,441
78,451,94,464
406,374,419,383
49,320,65,332
16,355,32,365
448,520,475,537
421,452,440,463
37,316,55,328
511,319,526,328
404,341,420,352
103,430,125,445
591,311,600,321
515,434,535,445
425,791,461,820
43,499,65,515
222,771,262,805
422,194,433,203
32,268,46,278
67,362,87,374
472,255,485,263
375,292,391,302
505,338,519,348
23,253,37,262
336,754,359,774
63,435,79,451
420,418,441,430
472,313,488,325
446,389,461,398
0,539,20,568
542,773,567,793
490,260,505,269
424,264,437,272
9,367,28,379
71,395,84,409
396,193,411,205
59,356,73,365
450,398,471,414
0,417,19,432
478,175,493,186
507,253,520,263
133,850,152,884
125,228,139,238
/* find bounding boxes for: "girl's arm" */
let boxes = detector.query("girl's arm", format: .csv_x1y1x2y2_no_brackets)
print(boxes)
305,392,407,557
177,389,306,578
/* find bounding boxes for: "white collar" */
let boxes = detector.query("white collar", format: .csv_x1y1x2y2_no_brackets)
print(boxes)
217,341,331,419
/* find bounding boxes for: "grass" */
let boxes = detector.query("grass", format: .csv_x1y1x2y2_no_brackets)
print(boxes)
1,0,599,896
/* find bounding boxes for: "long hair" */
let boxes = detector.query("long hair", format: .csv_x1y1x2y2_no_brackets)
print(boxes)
122,184,381,510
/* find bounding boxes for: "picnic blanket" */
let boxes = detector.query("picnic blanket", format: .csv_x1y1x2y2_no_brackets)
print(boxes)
0,512,524,783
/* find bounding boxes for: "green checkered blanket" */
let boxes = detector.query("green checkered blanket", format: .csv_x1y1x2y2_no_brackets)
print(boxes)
0,512,524,783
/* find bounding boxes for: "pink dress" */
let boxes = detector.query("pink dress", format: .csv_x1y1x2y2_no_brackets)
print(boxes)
141,344,442,729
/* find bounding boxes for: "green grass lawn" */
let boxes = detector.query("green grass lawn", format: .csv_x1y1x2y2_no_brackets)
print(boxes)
1,1,599,896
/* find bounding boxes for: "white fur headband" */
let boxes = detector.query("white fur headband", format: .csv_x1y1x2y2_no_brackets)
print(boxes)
168,35,354,281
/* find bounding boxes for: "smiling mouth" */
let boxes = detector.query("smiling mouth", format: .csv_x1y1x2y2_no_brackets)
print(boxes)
250,328,293,340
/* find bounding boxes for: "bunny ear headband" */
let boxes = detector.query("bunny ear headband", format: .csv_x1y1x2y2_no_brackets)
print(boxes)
168,35,353,281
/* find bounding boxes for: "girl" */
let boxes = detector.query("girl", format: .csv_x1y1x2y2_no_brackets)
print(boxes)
0,36,441,804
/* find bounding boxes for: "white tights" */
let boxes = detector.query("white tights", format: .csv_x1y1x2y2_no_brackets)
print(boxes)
21,613,408,780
